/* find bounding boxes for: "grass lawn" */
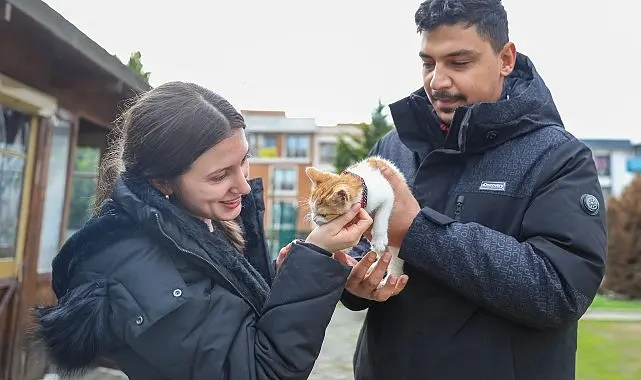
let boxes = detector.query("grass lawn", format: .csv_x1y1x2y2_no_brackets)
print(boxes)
577,320,641,380
589,294,641,310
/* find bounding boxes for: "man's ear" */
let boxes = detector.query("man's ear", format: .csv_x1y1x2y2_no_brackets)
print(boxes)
499,42,517,77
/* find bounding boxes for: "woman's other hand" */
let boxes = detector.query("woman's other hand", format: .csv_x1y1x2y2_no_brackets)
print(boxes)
305,204,373,253
275,243,292,270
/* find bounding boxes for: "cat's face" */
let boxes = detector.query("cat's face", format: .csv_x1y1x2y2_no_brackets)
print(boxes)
305,167,362,225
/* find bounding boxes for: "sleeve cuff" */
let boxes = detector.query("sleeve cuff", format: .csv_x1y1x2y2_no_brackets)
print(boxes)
399,207,453,262
292,239,333,257
420,206,456,226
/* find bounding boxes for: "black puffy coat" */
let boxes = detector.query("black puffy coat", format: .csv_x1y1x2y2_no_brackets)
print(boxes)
36,174,350,380
343,53,607,380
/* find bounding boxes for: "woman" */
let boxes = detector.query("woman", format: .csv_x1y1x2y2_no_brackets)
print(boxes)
34,82,372,380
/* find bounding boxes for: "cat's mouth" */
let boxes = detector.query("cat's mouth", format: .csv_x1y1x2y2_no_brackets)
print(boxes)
313,215,328,225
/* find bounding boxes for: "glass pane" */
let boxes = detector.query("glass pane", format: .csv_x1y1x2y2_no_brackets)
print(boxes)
319,142,336,164
273,168,296,191
1,106,30,153
74,146,101,172
38,117,71,273
0,153,26,258
65,146,101,238
286,135,309,158
66,176,97,237
257,134,277,158
0,106,30,259
593,155,610,176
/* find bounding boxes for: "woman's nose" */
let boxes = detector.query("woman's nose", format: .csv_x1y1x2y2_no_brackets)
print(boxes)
235,174,251,195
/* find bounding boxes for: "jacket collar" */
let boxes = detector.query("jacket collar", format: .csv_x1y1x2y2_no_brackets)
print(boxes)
390,52,564,160
53,173,272,314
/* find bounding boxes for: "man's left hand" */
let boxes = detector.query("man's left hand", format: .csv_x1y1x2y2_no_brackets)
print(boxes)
368,166,421,247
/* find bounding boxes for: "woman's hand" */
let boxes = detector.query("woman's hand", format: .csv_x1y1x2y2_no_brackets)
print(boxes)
305,204,373,253
275,243,292,270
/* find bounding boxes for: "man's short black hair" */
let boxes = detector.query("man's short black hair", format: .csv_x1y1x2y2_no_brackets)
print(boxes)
415,0,509,53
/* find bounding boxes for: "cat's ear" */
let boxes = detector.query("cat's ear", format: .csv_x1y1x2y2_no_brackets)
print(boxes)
332,189,349,203
305,167,329,184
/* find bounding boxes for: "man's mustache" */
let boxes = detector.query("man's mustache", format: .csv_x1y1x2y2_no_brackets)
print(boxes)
431,91,466,102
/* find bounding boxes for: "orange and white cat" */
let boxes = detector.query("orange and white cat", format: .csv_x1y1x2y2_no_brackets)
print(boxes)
305,156,405,278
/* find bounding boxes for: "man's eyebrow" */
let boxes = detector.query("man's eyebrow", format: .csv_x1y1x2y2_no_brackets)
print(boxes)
419,49,479,59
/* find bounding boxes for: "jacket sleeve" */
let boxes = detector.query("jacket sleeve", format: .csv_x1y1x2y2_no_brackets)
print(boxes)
398,139,607,329
111,242,350,380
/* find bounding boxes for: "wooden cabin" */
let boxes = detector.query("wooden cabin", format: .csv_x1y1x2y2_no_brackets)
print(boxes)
0,1,150,378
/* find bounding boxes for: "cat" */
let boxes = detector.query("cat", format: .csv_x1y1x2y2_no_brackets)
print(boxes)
305,156,405,278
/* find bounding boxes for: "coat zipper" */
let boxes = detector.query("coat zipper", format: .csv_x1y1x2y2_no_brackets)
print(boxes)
153,213,260,314
454,195,465,221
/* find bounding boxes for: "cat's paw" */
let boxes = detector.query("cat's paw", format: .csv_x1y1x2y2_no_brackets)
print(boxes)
370,237,388,254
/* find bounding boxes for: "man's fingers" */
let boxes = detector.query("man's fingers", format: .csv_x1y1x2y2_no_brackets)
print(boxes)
380,166,406,189
345,252,377,288
372,274,409,301
364,252,391,289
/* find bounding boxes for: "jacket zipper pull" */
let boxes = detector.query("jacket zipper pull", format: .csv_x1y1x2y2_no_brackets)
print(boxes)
454,195,465,221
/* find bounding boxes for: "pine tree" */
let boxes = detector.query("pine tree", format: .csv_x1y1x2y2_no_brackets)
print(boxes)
126,51,151,83
333,101,394,173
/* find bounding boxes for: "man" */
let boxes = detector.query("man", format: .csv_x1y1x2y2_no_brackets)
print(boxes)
338,1,607,379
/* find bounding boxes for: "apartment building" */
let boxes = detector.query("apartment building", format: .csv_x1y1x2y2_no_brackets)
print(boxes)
581,139,639,200
242,110,316,255
313,123,363,172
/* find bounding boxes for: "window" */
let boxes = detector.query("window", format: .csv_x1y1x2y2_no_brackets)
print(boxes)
593,154,611,176
38,116,72,273
319,142,336,164
271,201,296,230
272,168,296,193
0,106,31,260
247,133,277,158
268,200,297,258
66,146,101,238
285,135,309,159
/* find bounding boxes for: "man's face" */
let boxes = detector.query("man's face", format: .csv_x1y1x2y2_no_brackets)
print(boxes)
420,23,515,124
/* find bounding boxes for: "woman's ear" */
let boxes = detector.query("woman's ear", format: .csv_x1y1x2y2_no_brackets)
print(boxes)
151,179,173,198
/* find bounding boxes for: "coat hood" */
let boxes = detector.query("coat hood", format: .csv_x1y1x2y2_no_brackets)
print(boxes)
390,52,565,155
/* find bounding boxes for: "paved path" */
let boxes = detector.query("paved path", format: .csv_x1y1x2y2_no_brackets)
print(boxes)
309,306,366,380
581,309,641,322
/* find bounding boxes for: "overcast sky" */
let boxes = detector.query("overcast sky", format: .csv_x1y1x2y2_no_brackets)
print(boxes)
43,0,641,141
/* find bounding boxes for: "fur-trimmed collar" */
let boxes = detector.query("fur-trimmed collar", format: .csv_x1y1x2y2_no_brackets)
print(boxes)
34,173,273,375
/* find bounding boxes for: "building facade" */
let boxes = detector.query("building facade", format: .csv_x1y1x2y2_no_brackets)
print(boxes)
581,139,640,200
242,110,317,255
0,1,150,379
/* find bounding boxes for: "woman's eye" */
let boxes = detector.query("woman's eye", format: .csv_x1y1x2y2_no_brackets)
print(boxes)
211,173,227,182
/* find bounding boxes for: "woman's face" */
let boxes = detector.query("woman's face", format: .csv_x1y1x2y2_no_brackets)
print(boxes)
173,128,251,221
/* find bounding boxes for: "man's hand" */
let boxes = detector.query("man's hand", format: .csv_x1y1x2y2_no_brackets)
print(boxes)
334,250,409,302
375,166,421,247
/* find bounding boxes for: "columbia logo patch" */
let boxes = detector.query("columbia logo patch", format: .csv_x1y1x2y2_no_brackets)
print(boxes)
479,181,506,192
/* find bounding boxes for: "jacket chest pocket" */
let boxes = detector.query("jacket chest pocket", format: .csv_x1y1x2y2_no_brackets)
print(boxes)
449,192,529,236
